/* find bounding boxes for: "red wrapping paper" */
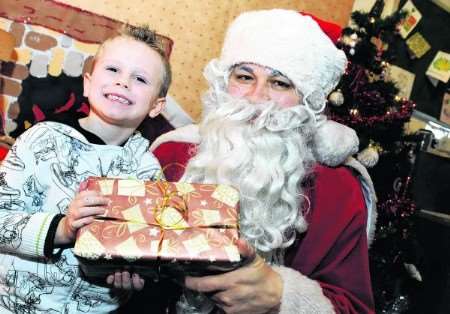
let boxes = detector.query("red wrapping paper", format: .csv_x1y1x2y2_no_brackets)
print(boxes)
74,177,241,276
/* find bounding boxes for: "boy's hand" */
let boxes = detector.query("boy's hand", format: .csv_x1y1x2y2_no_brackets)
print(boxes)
107,271,145,291
55,190,108,246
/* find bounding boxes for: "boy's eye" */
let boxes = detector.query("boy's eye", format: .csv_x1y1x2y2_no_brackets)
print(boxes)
134,76,148,84
105,66,118,73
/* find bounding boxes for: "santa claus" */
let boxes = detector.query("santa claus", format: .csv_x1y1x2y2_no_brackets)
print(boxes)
152,9,376,314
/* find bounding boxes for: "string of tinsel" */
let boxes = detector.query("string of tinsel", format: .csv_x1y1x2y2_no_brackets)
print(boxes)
328,98,415,127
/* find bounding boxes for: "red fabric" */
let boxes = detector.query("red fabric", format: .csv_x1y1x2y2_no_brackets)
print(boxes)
153,141,375,314
301,12,342,44
155,142,197,181
0,146,9,160
288,165,375,313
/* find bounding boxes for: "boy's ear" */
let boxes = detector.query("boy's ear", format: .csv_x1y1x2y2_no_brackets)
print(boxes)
148,97,166,118
83,72,92,98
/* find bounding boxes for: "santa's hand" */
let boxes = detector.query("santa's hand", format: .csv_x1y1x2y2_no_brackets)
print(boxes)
106,271,145,291
185,239,282,314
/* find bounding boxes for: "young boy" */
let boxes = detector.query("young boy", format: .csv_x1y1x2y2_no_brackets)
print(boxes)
0,25,171,313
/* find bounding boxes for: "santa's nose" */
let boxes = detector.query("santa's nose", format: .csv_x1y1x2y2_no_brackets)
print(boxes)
245,83,270,103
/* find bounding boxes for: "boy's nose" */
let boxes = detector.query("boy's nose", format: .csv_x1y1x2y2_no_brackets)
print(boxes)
115,76,129,89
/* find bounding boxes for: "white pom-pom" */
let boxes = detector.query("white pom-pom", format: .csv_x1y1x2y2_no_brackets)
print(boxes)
357,146,379,168
313,120,359,167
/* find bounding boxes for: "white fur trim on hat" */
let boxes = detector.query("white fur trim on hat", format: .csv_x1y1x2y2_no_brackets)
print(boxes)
219,9,347,114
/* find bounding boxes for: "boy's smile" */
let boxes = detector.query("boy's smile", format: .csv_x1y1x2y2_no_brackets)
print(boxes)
104,92,133,106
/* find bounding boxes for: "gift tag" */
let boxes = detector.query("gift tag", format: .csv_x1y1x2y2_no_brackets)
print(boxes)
406,32,431,59
426,51,450,86
398,1,422,39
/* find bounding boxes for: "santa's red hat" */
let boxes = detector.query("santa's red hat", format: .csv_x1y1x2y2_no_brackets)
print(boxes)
219,9,347,115
301,12,342,44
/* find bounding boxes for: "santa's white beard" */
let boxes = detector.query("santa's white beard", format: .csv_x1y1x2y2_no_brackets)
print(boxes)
182,88,316,260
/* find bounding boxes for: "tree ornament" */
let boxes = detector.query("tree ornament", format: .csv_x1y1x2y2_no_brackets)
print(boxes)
328,90,345,106
404,263,423,282
357,145,380,167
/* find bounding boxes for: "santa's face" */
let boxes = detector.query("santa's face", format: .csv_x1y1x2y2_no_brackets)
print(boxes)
227,63,302,108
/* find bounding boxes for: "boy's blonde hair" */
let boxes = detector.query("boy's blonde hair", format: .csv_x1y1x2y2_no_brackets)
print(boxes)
93,24,172,97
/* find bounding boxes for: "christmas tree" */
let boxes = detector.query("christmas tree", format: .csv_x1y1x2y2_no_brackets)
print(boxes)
326,0,420,312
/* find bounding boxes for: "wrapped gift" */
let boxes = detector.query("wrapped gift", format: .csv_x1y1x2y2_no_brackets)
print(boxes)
74,177,241,278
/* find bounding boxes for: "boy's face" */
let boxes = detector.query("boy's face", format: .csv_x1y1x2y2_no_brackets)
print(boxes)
83,36,166,129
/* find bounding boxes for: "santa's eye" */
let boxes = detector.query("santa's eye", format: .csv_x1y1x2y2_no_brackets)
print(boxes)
270,79,293,90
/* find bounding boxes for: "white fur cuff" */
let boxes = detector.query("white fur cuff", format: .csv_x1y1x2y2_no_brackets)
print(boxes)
150,124,200,152
272,265,335,314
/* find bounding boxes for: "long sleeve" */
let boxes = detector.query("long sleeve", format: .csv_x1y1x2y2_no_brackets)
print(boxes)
0,132,57,258
285,165,375,313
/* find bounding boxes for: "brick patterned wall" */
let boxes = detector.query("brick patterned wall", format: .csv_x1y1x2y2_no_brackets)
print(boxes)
0,18,98,135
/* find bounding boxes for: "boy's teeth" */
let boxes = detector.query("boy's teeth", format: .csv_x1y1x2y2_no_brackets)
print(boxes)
107,94,131,105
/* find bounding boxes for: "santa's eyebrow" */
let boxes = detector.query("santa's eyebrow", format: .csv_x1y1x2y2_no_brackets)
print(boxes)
270,69,284,77
269,69,292,81
233,65,292,82
234,65,254,73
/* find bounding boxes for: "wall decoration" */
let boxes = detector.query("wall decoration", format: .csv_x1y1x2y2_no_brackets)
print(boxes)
398,0,422,39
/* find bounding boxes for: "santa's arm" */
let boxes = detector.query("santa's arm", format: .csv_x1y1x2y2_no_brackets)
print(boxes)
281,166,375,313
